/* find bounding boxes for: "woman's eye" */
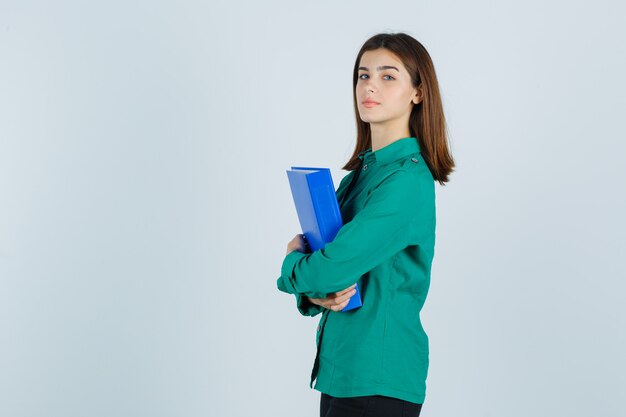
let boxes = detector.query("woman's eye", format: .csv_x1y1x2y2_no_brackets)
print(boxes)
359,74,395,80
358,74,394,80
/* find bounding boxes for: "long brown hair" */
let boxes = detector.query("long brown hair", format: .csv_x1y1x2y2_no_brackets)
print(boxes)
343,32,455,185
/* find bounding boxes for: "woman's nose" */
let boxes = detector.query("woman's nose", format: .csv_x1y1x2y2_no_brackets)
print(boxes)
363,80,376,93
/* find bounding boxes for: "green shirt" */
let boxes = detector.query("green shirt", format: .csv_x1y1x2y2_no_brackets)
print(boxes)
277,136,436,404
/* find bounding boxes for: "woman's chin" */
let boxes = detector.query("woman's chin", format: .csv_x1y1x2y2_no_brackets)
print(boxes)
358,114,386,123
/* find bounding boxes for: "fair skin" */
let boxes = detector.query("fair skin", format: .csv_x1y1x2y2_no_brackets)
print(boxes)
356,48,423,151
285,48,424,311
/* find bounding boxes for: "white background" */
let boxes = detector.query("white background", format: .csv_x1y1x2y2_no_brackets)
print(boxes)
1,1,625,416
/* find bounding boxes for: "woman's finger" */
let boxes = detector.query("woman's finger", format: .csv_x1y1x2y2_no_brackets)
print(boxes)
335,284,357,296
317,287,356,310
331,298,350,312
332,289,357,305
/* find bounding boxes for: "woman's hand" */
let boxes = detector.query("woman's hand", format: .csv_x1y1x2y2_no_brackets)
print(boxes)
307,284,357,312
286,234,308,256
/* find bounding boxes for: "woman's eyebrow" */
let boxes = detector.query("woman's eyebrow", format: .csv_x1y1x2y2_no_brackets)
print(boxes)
358,65,400,72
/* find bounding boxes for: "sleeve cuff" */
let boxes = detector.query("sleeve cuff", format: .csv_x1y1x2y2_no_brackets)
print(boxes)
276,250,308,294
296,293,324,317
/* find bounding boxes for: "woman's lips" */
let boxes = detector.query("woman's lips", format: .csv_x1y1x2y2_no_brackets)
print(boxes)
363,102,380,108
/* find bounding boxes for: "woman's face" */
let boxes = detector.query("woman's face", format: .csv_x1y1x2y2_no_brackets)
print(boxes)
355,48,421,125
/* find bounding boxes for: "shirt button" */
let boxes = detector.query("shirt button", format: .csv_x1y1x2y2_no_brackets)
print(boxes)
411,157,418,163
363,164,368,170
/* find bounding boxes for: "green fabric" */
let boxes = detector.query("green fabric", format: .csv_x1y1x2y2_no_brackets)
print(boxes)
277,136,435,404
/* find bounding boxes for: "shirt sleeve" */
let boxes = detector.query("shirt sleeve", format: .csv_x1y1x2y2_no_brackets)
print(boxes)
277,271,326,315
276,167,420,296
295,293,324,317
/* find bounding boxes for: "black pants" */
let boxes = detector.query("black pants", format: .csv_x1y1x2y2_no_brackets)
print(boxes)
320,393,423,417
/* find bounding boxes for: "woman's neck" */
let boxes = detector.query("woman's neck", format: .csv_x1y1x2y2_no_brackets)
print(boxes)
370,124,412,152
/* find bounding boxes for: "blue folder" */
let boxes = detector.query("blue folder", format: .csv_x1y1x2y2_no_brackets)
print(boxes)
286,166,362,311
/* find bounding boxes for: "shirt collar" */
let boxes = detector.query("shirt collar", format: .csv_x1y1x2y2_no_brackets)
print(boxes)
358,137,420,166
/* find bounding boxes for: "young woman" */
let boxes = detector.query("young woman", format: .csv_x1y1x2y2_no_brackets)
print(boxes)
277,32,455,417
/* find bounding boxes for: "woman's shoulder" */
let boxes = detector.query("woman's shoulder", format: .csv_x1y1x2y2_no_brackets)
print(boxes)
378,152,434,187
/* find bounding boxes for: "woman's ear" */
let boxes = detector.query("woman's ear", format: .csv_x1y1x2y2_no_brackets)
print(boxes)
413,85,424,104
